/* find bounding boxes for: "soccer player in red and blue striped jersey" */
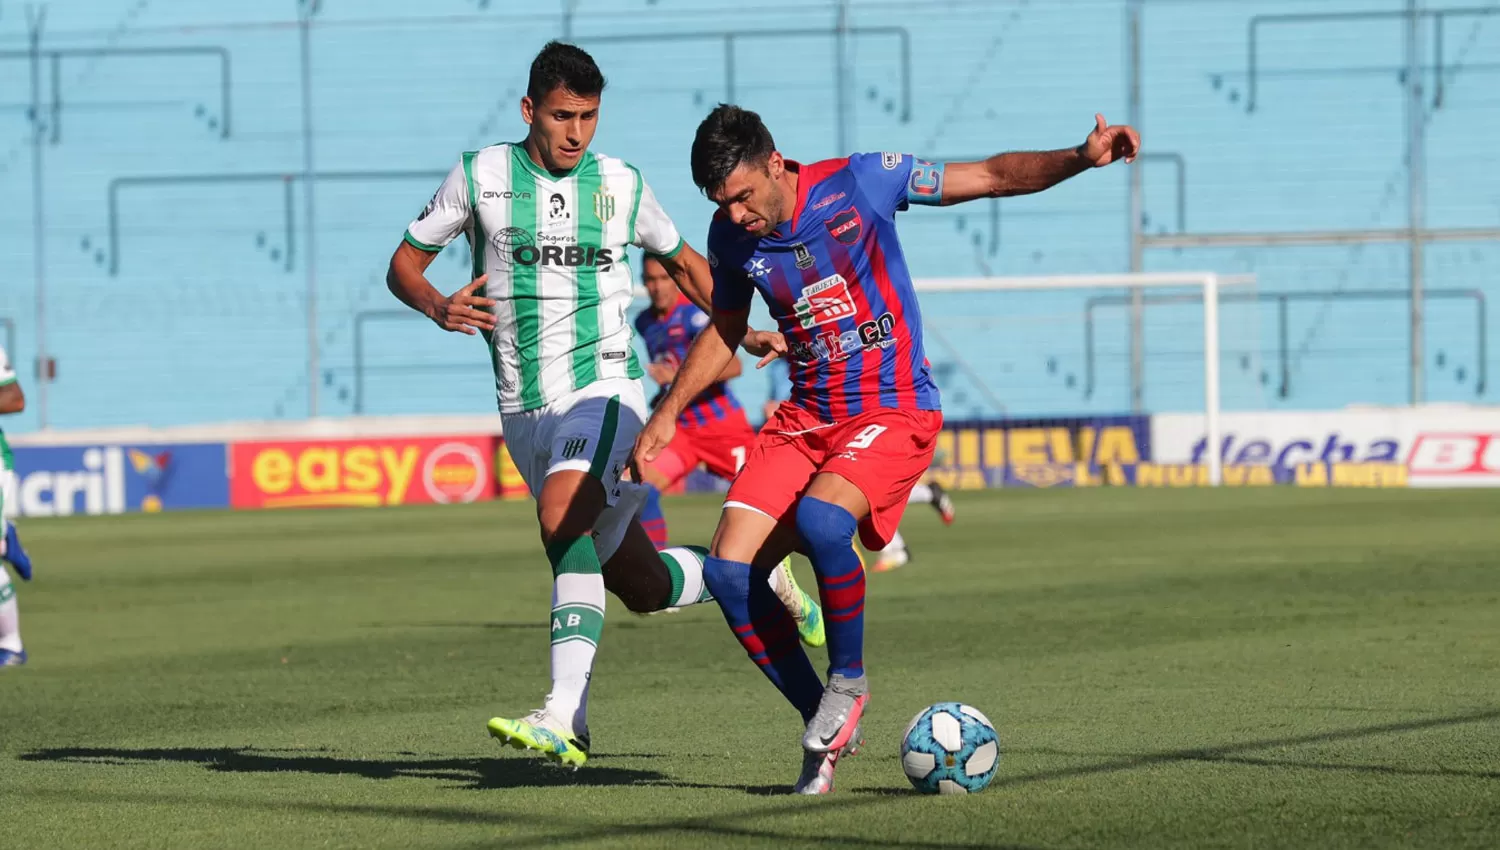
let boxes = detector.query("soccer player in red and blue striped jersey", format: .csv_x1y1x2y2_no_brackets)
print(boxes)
633,105,1139,793
632,255,753,549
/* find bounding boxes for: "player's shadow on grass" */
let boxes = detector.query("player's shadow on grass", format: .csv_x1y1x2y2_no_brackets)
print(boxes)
377,621,548,630
19,746,669,790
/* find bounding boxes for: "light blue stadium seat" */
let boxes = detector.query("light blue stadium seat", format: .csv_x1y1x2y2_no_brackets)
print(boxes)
0,0,1494,430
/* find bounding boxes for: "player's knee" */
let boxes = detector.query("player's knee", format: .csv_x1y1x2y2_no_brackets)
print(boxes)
702,554,751,603
537,502,596,545
536,472,607,544
795,497,857,556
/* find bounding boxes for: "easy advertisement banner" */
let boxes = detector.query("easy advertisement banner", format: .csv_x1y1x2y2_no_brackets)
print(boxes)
230,437,495,509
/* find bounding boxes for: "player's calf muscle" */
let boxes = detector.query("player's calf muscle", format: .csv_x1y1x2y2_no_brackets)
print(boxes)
601,524,673,612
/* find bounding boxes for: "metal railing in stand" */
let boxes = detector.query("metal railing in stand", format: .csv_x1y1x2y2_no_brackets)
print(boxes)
105,169,447,275
0,44,233,143
573,26,913,123
1246,5,1500,113
350,309,496,415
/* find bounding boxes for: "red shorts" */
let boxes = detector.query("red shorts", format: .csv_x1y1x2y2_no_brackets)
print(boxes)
650,408,757,483
726,403,942,550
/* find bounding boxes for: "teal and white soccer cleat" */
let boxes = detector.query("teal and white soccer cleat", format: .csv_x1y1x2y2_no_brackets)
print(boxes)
487,708,590,768
773,557,825,648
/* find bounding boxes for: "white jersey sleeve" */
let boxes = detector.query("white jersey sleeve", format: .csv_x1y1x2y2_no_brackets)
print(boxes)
404,160,471,252
0,346,15,386
632,175,684,258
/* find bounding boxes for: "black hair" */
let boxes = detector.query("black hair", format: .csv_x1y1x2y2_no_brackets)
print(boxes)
527,41,606,103
550,193,564,204
690,104,776,196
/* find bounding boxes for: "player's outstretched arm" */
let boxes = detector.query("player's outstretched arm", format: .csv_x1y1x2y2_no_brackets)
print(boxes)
386,242,497,335
631,308,750,477
939,113,1140,206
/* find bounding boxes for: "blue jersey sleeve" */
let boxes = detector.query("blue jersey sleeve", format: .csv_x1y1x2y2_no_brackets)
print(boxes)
849,152,945,215
707,223,755,312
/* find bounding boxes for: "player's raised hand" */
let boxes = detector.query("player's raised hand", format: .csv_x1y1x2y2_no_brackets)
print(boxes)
429,274,497,335
629,411,677,484
1081,113,1140,167
742,329,788,368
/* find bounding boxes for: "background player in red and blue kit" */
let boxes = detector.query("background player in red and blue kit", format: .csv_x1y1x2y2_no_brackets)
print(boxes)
633,254,752,549
633,104,1139,794
633,255,827,647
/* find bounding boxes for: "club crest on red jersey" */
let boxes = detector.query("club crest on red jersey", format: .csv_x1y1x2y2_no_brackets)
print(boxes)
826,208,862,245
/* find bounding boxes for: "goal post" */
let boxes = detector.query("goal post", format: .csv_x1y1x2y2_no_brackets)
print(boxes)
909,272,1258,487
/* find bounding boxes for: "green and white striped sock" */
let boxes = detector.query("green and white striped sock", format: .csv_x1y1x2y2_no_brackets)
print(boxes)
659,545,716,607
546,536,605,736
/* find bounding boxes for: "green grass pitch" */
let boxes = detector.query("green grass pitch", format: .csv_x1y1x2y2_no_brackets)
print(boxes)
1,488,1497,849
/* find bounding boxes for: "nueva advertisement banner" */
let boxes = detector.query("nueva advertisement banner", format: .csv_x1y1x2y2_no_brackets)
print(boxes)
927,416,1151,490
230,437,495,509
8,443,229,516
1151,407,1500,488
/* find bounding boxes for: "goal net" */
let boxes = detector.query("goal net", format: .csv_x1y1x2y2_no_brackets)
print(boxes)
909,272,1258,486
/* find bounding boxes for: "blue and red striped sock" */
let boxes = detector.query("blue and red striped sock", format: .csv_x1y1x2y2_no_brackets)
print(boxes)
796,497,866,679
702,556,823,720
639,484,668,550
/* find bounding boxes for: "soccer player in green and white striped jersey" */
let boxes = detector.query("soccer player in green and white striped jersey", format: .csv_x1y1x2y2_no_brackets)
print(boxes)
0,343,32,668
386,42,820,767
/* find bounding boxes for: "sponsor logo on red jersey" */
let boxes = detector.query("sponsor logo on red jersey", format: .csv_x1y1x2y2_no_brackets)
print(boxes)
793,274,857,328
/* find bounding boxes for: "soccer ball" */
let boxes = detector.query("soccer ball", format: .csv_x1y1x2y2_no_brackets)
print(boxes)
900,702,1001,795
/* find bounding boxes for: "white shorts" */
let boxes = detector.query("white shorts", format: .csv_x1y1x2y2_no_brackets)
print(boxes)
501,377,650,562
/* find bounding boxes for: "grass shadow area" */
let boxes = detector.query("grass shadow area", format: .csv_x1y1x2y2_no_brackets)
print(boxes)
20,746,668,791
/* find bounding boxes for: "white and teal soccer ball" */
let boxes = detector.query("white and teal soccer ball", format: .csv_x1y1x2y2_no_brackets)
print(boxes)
899,702,1001,795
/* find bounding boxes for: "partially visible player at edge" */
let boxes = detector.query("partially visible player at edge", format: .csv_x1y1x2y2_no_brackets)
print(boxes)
385,44,820,768
633,105,1140,793
0,343,35,668
763,357,954,572
632,257,825,643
